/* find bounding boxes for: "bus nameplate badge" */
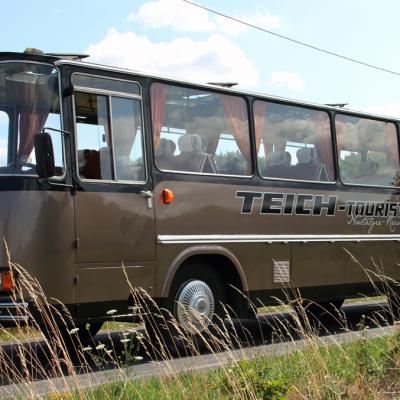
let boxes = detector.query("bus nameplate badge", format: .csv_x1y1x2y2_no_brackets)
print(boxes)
273,260,290,283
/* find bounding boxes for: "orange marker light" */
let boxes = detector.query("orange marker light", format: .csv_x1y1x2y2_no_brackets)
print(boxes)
2,271,14,291
162,189,174,204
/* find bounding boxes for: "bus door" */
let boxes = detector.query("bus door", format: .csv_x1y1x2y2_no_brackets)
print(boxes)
71,74,155,318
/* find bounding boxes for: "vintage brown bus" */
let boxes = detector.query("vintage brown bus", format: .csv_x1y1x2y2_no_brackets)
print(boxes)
0,49,399,342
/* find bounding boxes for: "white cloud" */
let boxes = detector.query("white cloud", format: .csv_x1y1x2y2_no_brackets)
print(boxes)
364,103,400,118
127,0,215,32
128,1,280,36
86,29,259,87
267,71,305,92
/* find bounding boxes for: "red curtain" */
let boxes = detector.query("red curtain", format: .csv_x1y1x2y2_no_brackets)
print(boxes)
314,111,334,180
207,133,220,155
385,122,399,168
253,101,266,156
17,111,48,162
150,83,167,149
220,94,251,162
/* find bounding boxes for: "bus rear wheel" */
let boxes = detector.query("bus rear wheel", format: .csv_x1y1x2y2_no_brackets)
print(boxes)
145,265,226,355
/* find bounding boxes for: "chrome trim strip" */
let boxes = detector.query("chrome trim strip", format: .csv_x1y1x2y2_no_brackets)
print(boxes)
0,302,29,308
73,86,142,100
0,316,29,321
157,234,400,244
72,72,142,95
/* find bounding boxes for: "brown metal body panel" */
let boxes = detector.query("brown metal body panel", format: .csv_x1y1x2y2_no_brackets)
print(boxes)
74,191,155,311
74,192,155,263
153,179,400,300
153,180,263,297
76,262,154,303
0,190,75,304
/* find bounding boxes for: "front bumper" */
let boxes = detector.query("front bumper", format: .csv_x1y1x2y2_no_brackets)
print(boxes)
0,299,29,327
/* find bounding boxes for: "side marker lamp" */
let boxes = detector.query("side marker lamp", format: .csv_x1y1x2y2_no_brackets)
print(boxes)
2,271,14,292
162,189,174,204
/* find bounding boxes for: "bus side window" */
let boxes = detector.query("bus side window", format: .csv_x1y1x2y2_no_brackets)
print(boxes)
336,115,399,187
151,83,251,176
254,100,334,182
112,97,145,182
75,92,113,180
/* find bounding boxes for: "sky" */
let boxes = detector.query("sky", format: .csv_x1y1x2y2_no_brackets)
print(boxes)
1,0,400,118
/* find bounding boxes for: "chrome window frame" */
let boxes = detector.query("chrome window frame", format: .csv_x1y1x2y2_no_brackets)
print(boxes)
335,113,400,189
0,60,66,181
72,74,141,97
72,72,147,185
254,99,337,186
150,81,254,179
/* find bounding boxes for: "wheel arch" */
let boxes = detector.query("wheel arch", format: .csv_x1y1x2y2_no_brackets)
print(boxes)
160,246,249,311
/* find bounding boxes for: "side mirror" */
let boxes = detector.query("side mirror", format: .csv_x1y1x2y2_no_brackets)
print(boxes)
34,132,55,179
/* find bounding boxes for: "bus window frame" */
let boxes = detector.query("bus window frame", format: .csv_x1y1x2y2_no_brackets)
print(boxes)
149,80,255,180
252,98,337,185
0,106,12,166
71,72,148,186
334,111,400,189
0,60,66,181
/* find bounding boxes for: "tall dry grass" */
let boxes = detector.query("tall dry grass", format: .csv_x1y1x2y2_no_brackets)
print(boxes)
0,248,399,399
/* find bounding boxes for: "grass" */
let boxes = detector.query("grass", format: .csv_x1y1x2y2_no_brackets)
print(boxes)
3,246,400,400
64,329,400,399
0,321,138,343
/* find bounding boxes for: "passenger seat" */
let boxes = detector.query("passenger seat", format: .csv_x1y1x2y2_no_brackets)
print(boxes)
155,138,177,170
176,134,216,173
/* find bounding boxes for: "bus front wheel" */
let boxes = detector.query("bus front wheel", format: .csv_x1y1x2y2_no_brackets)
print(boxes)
144,264,226,355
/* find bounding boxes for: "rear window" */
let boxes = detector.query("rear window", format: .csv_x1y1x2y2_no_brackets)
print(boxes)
335,114,399,186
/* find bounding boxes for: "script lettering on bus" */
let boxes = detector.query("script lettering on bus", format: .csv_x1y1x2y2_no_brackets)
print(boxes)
235,191,400,232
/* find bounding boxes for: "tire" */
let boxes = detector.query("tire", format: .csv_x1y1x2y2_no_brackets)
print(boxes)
293,299,344,330
144,264,226,356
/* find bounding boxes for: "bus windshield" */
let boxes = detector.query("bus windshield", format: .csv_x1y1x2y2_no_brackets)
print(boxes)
0,62,63,175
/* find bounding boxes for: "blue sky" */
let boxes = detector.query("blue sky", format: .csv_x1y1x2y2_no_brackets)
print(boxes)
2,0,400,117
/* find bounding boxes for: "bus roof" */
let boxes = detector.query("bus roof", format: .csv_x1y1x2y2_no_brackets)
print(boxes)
1,50,398,123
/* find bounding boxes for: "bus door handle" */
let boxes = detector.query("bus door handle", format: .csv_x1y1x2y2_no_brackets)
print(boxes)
139,190,153,209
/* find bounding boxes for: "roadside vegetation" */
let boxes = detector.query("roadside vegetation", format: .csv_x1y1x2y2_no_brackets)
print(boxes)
77,330,400,399
2,250,400,399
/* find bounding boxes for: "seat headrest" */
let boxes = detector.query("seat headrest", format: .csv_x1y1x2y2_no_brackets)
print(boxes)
78,149,96,168
178,134,205,153
267,151,291,167
155,138,176,157
297,147,317,164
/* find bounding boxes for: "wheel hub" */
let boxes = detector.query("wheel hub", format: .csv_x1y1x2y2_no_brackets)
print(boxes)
176,280,215,332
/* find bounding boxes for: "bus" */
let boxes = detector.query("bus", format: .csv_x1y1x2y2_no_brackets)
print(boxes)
0,48,399,344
